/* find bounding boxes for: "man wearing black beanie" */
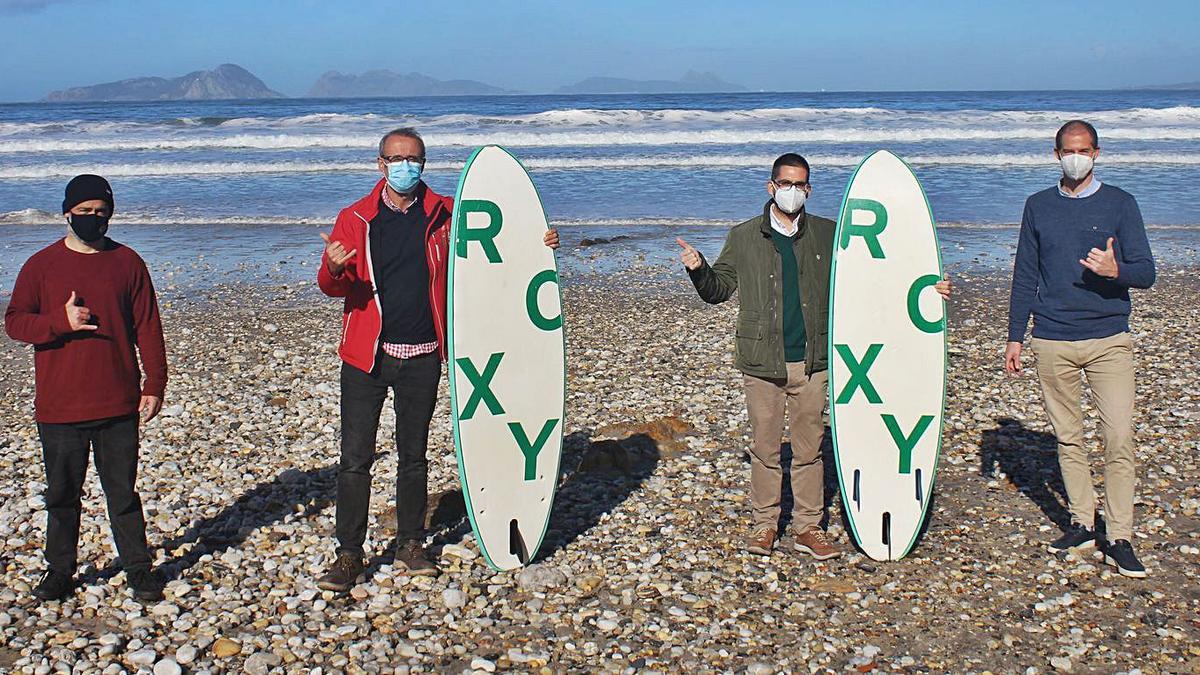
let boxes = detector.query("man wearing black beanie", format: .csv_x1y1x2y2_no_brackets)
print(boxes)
4,174,169,602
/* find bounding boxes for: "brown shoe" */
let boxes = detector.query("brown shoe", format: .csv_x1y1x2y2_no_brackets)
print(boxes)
395,540,438,576
745,528,776,556
317,552,364,592
793,528,842,560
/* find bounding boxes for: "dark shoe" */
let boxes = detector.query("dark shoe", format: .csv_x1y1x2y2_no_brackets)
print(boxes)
32,570,74,602
745,528,776,556
1104,539,1147,578
126,566,165,603
1048,523,1097,554
394,540,438,577
793,528,843,560
317,552,365,592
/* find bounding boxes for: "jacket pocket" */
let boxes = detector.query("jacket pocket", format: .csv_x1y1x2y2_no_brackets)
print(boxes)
736,311,764,340
736,311,765,369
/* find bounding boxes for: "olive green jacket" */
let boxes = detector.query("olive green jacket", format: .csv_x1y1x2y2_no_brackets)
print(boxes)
688,201,835,379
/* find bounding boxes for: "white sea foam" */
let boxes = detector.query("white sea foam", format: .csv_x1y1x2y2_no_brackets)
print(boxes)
2,209,1193,230
3,105,1200,137
3,123,1200,154
0,208,332,226
3,152,1198,180
0,209,720,227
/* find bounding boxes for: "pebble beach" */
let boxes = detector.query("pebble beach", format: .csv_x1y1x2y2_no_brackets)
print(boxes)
1,247,1198,674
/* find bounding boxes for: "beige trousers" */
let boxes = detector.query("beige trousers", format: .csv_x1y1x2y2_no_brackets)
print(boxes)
1031,332,1137,541
743,364,827,534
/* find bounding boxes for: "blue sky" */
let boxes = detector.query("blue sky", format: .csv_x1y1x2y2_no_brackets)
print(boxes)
1,0,1197,101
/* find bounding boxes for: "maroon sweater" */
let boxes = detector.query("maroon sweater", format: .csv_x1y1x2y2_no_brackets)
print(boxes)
4,239,167,423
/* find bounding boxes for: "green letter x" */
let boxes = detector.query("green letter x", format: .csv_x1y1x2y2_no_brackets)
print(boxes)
456,352,505,420
834,343,884,405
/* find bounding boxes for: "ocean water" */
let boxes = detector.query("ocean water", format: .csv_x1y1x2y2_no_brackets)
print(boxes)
2,90,1198,291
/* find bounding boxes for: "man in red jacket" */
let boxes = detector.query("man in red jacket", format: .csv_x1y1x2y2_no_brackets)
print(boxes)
4,175,167,603
316,128,558,591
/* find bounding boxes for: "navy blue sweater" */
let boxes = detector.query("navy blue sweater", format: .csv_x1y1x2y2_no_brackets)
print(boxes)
1007,184,1155,343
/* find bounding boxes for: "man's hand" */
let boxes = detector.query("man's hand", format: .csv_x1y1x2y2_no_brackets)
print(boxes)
543,228,560,250
934,274,953,300
64,291,98,332
320,232,357,276
1080,237,1119,278
139,395,163,423
1004,341,1023,375
677,237,703,270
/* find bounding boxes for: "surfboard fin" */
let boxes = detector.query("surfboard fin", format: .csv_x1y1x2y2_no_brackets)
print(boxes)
882,511,892,560
915,468,923,504
509,519,529,565
852,469,861,511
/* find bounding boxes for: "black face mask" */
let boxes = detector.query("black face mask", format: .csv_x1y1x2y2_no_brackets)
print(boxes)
68,213,110,243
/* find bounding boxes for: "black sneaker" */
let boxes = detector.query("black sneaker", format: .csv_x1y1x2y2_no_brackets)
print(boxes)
1103,539,1147,578
317,552,364,592
126,566,165,602
1048,523,1096,554
32,570,74,601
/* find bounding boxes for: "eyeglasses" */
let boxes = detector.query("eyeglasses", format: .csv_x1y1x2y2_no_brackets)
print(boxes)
381,154,426,165
773,179,809,189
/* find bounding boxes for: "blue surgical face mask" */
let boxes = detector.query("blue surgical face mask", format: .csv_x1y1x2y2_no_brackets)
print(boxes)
386,160,423,193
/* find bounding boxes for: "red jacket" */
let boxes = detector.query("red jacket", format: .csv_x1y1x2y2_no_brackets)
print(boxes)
318,179,452,374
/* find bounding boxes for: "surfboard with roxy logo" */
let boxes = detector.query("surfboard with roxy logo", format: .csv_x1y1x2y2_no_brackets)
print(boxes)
448,145,565,571
828,149,947,561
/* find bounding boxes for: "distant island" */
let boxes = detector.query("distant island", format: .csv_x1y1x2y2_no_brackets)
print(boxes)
308,70,513,98
38,66,754,102
43,64,283,102
1132,81,1200,90
555,71,746,94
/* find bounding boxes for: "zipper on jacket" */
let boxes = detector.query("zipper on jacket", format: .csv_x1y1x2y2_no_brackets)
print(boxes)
769,237,785,378
424,205,448,360
355,211,383,372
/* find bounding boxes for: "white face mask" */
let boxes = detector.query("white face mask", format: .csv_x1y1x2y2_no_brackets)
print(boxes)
1060,153,1094,181
773,185,807,214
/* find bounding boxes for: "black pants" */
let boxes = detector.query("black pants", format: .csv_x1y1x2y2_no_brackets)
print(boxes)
36,413,151,575
336,351,441,555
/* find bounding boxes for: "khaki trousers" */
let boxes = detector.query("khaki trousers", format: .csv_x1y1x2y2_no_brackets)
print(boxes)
1031,332,1137,541
743,364,827,534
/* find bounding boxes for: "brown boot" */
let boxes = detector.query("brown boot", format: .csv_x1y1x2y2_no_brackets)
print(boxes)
395,540,438,576
745,527,776,556
317,552,364,592
793,528,842,560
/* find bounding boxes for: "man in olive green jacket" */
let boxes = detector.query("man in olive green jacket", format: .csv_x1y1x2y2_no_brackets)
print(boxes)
679,153,951,559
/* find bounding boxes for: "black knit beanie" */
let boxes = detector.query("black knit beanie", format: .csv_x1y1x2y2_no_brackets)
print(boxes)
63,174,114,214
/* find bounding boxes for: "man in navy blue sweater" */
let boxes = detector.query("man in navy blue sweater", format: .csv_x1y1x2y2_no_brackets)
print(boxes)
1005,120,1156,578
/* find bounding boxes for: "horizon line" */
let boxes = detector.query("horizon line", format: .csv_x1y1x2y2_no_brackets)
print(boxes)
5,86,1200,105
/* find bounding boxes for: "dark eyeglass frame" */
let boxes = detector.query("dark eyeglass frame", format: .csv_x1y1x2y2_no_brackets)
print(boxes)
772,179,810,190
380,154,426,166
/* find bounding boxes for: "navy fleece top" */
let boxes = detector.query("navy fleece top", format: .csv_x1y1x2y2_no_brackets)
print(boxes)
1007,184,1156,343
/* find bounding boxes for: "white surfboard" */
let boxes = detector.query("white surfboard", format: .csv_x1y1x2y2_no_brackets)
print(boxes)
448,145,565,571
828,150,946,561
